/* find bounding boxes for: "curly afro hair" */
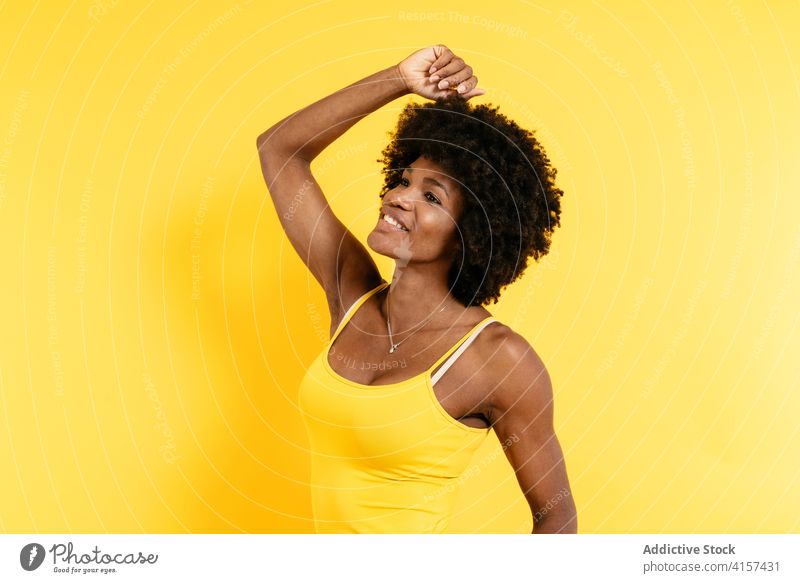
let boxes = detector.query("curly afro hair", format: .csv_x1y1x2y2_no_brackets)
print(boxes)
377,96,564,307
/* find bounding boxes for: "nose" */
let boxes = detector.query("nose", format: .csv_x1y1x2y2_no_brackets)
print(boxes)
390,196,413,211
383,191,413,211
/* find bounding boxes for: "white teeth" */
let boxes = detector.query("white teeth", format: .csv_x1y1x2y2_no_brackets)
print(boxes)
383,214,408,231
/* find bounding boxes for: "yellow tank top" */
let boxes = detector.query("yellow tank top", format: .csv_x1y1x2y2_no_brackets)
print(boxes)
298,281,497,533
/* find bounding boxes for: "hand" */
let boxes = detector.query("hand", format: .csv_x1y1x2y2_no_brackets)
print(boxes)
397,45,486,101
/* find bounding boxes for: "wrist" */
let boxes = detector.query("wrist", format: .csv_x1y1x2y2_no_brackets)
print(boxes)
392,63,411,95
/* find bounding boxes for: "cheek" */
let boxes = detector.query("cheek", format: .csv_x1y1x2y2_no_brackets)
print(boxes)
417,209,459,246
420,207,455,229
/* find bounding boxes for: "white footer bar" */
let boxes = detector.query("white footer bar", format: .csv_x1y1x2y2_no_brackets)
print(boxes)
1,534,797,582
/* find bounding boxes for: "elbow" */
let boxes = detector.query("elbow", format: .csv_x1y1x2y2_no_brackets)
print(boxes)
256,130,309,164
256,131,271,156
256,131,283,169
257,126,285,157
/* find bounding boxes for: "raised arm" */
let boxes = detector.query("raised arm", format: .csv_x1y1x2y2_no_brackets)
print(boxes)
256,65,406,324
256,46,484,327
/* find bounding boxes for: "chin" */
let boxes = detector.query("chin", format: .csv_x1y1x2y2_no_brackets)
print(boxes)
367,230,411,260
366,231,391,256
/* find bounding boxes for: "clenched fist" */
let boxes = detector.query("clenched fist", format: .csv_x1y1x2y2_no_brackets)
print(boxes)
397,45,486,101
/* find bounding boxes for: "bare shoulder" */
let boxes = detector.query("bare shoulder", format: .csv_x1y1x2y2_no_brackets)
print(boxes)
477,321,547,372
473,321,553,423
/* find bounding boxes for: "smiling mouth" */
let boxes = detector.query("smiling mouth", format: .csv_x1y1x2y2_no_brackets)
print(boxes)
379,212,409,232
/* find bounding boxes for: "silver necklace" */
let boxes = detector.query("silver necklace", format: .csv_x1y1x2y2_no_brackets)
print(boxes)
385,285,447,354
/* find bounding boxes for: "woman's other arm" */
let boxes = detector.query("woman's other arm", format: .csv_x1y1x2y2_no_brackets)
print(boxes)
487,331,578,534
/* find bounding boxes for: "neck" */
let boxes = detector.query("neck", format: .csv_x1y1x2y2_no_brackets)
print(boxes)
382,263,463,334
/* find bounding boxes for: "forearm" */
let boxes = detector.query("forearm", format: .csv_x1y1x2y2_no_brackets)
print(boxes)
257,64,408,162
532,510,578,534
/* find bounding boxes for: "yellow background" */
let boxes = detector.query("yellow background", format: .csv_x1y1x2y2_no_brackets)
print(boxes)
1,0,798,533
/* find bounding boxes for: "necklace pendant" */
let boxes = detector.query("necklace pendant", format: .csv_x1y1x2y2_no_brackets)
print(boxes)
389,344,398,354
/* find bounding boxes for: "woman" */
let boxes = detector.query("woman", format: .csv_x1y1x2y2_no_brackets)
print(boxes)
257,45,576,534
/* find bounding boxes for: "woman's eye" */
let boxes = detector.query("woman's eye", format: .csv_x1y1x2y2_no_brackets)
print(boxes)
399,177,440,204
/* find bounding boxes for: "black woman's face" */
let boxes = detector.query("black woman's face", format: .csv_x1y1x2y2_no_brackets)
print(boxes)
367,156,464,264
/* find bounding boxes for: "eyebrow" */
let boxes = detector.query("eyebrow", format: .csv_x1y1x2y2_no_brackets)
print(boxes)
404,167,450,199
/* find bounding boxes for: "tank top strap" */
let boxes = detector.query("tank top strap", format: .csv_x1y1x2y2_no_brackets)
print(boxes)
330,281,390,343
427,316,498,384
